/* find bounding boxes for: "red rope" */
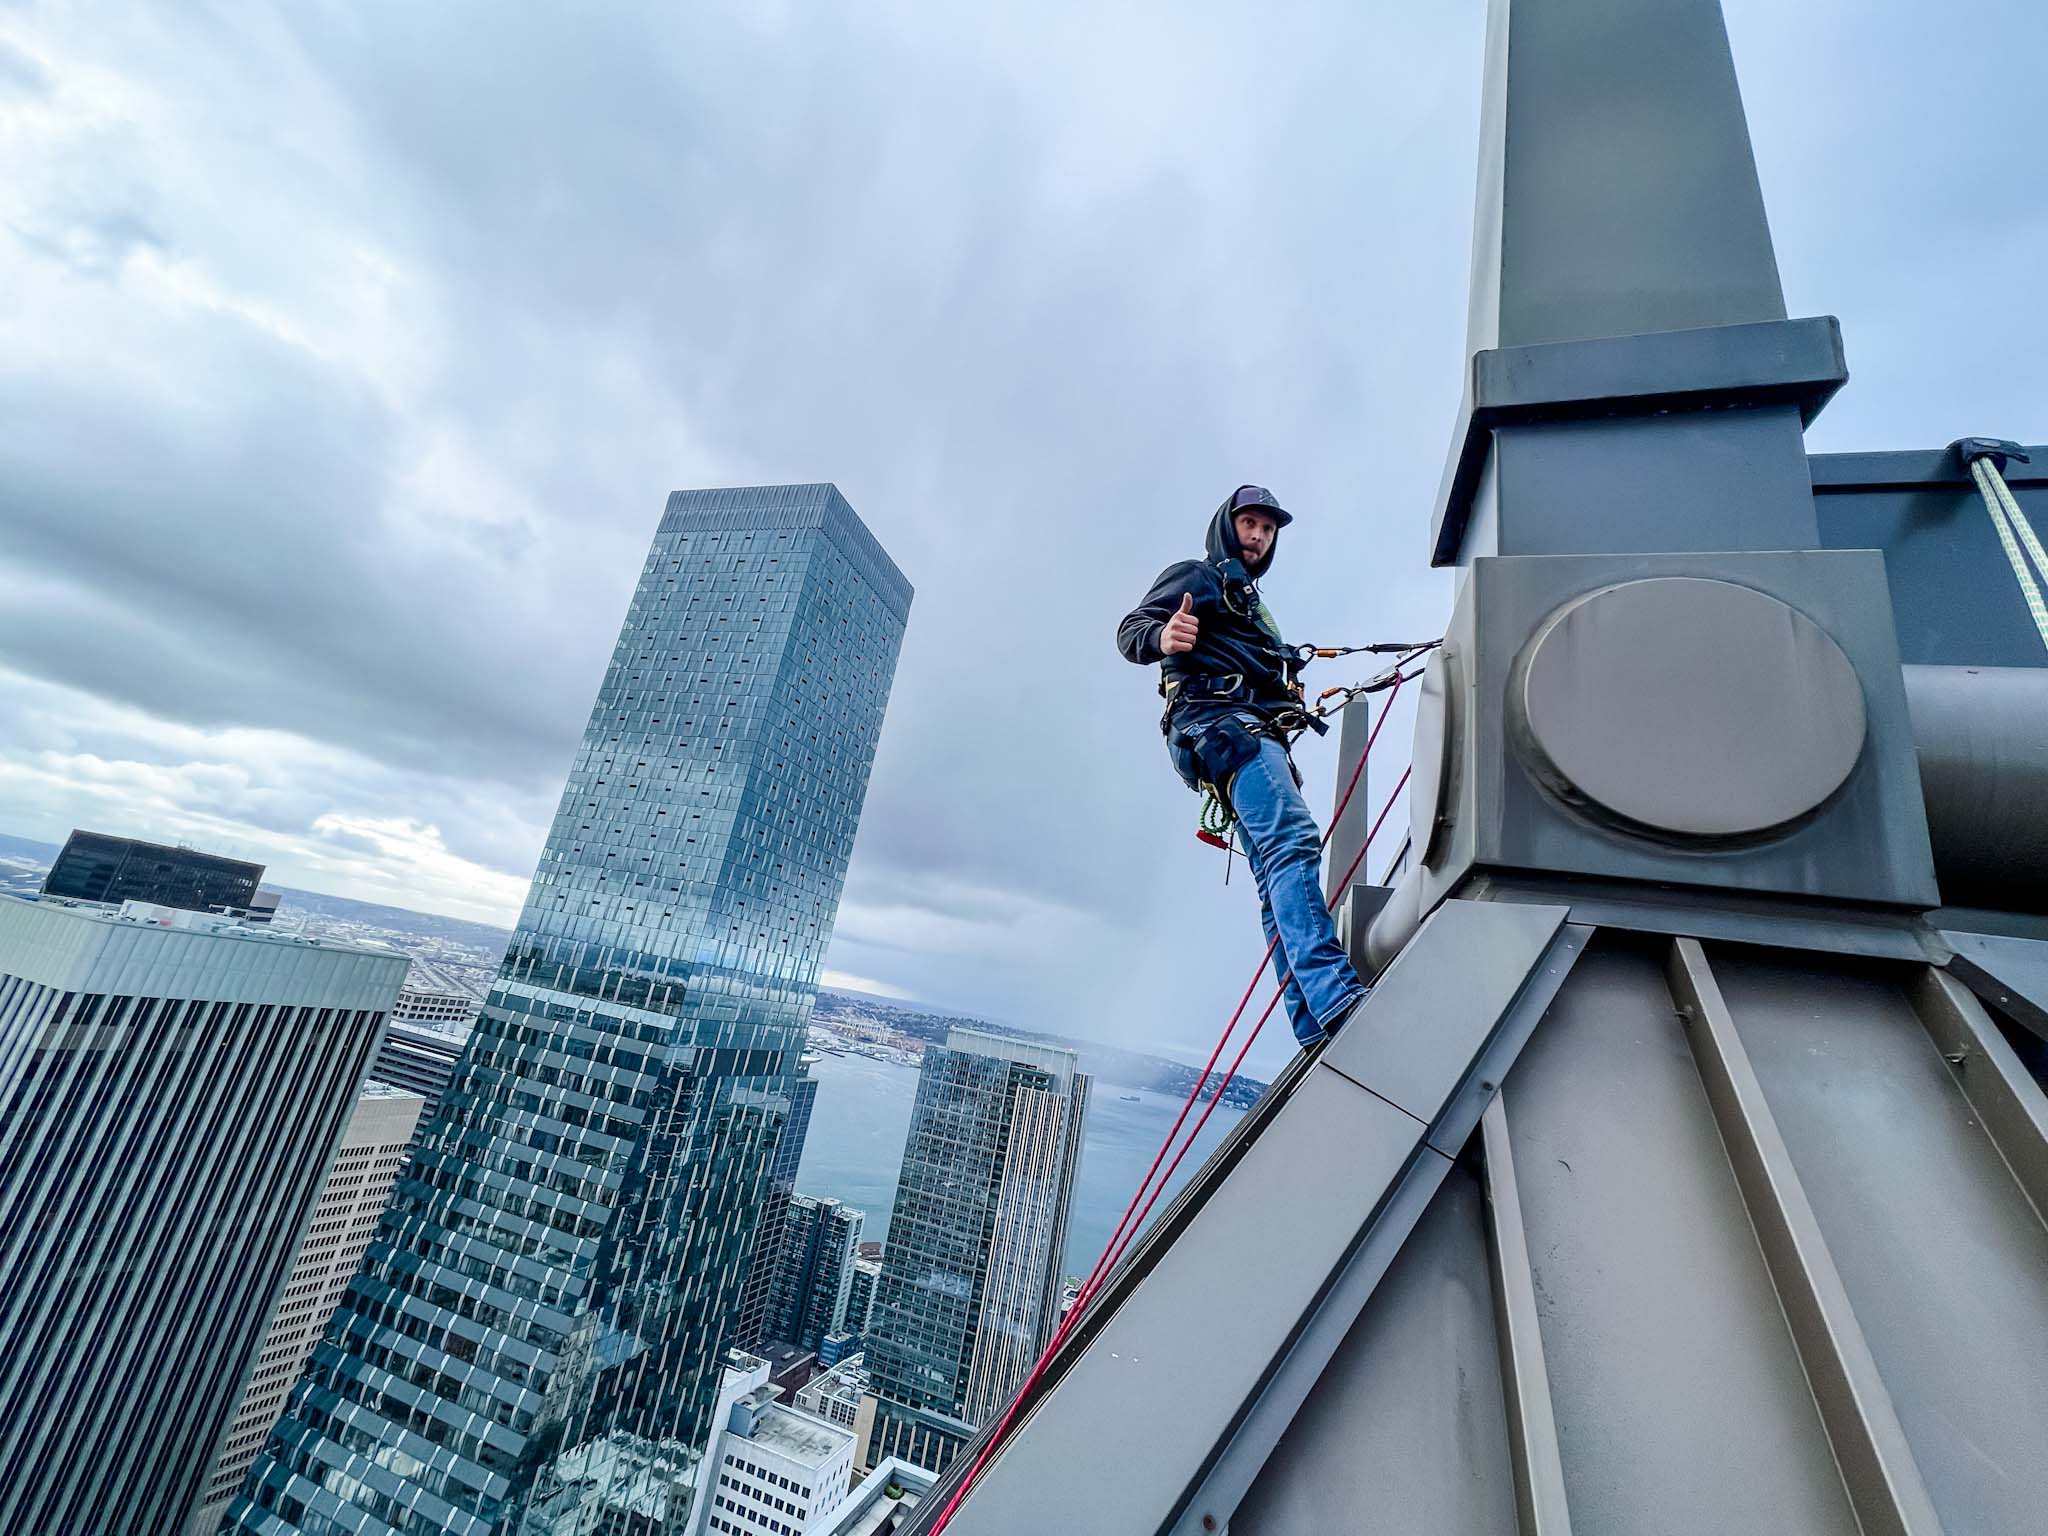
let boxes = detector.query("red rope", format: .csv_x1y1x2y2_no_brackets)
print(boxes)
927,670,1418,1533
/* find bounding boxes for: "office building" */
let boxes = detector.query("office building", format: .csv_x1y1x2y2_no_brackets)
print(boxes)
688,1353,856,1536
863,1030,1089,1474
389,959,485,1029
229,484,911,1536
809,1458,934,1536
188,1083,426,1533
0,896,407,1534
366,1016,470,1129
844,1257,881,1336
42,828,269,918
817,1331,858,1369
794,1354,868,1436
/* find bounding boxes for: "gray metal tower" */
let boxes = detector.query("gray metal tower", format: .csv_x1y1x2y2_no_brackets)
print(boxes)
911,1,2048,1532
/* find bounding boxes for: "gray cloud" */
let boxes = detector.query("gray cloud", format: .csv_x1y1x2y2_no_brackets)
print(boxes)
1,1,2043,1079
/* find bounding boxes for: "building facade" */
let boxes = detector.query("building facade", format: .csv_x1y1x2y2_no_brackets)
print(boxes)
0,897,407,1534
190,1084,427,1532
862,1031,1088,1474
690,1355,856,1536
843,1258,881,1337
735,1056,821,1350
229,484,911,1536
42,828,268,918
769,1058,818,1188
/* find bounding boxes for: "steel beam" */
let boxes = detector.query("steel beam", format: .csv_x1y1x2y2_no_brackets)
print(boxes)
1668,939,1943,1536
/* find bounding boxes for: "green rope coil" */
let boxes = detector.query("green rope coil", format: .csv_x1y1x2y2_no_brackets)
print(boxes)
1199,786,1234,840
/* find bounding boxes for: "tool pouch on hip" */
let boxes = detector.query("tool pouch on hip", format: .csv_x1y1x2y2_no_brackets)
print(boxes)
1173,714,1262,802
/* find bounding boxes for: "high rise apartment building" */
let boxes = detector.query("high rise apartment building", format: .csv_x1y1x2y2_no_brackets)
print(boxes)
862,1031,1088,1474
763,1195,863,1354
189,1083,426,1532
0,897,407,1534
844,1257,881,1337
229,484,910,1536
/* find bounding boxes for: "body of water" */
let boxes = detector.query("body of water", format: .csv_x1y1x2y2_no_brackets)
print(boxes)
794,1050,1247,1279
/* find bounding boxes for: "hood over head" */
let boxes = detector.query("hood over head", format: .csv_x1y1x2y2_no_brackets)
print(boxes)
1206,484,1292,578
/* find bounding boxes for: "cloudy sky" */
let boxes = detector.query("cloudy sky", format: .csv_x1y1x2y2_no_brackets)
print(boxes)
2,1,2043,1080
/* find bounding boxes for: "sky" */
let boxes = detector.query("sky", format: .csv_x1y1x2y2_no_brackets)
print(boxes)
1,1,2043,1081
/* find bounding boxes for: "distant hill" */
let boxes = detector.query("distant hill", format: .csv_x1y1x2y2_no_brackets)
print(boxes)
2,830,1264,1104
266,885,514,956
0,833,61,865
813,988,1269,1107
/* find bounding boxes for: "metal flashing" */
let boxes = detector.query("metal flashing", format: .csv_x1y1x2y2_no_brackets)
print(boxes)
1430,317,1846,565
1940,928,2048,1044
1810,446,2048,492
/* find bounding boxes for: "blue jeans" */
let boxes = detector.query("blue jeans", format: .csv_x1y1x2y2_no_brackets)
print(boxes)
1223,731,1368,1047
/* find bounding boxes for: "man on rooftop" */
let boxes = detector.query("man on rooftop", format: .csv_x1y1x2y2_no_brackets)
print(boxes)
1117,485,1368,1050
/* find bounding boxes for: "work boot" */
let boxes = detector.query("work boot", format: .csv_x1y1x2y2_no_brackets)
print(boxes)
1318,988,1369,1043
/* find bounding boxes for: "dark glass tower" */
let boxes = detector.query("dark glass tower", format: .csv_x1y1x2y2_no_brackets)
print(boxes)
228,485,910,1536
43,828,264,915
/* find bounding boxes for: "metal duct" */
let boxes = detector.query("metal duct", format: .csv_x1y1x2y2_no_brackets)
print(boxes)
1905,663,2048,912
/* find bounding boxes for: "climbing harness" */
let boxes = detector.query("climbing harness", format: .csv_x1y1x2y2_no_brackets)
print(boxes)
926,670,1418,1536
1955,438,2048,656
1182,639,1441,859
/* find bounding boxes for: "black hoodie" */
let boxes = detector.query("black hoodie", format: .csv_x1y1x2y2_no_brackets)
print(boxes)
1117,492,1296,724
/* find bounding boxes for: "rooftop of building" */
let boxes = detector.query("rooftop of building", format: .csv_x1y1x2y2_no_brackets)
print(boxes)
397,959,486,1000
942,1026,1078,1083
6,895,397,959
812,1460,934,1536
358,1080,427,1104
733,1394,851,1469
802,1354,869,1401
383,1014,474,1047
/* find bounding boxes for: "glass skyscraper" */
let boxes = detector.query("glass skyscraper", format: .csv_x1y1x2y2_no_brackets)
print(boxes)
229,484,910,1536
863,1030,1089,1475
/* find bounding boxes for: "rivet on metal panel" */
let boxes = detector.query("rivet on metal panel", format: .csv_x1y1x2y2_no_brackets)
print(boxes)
1945,1049,1969,1067
1201,1513,1217,1531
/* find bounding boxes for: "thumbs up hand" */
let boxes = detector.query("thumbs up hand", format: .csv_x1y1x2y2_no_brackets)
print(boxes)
1160,592,1200,656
